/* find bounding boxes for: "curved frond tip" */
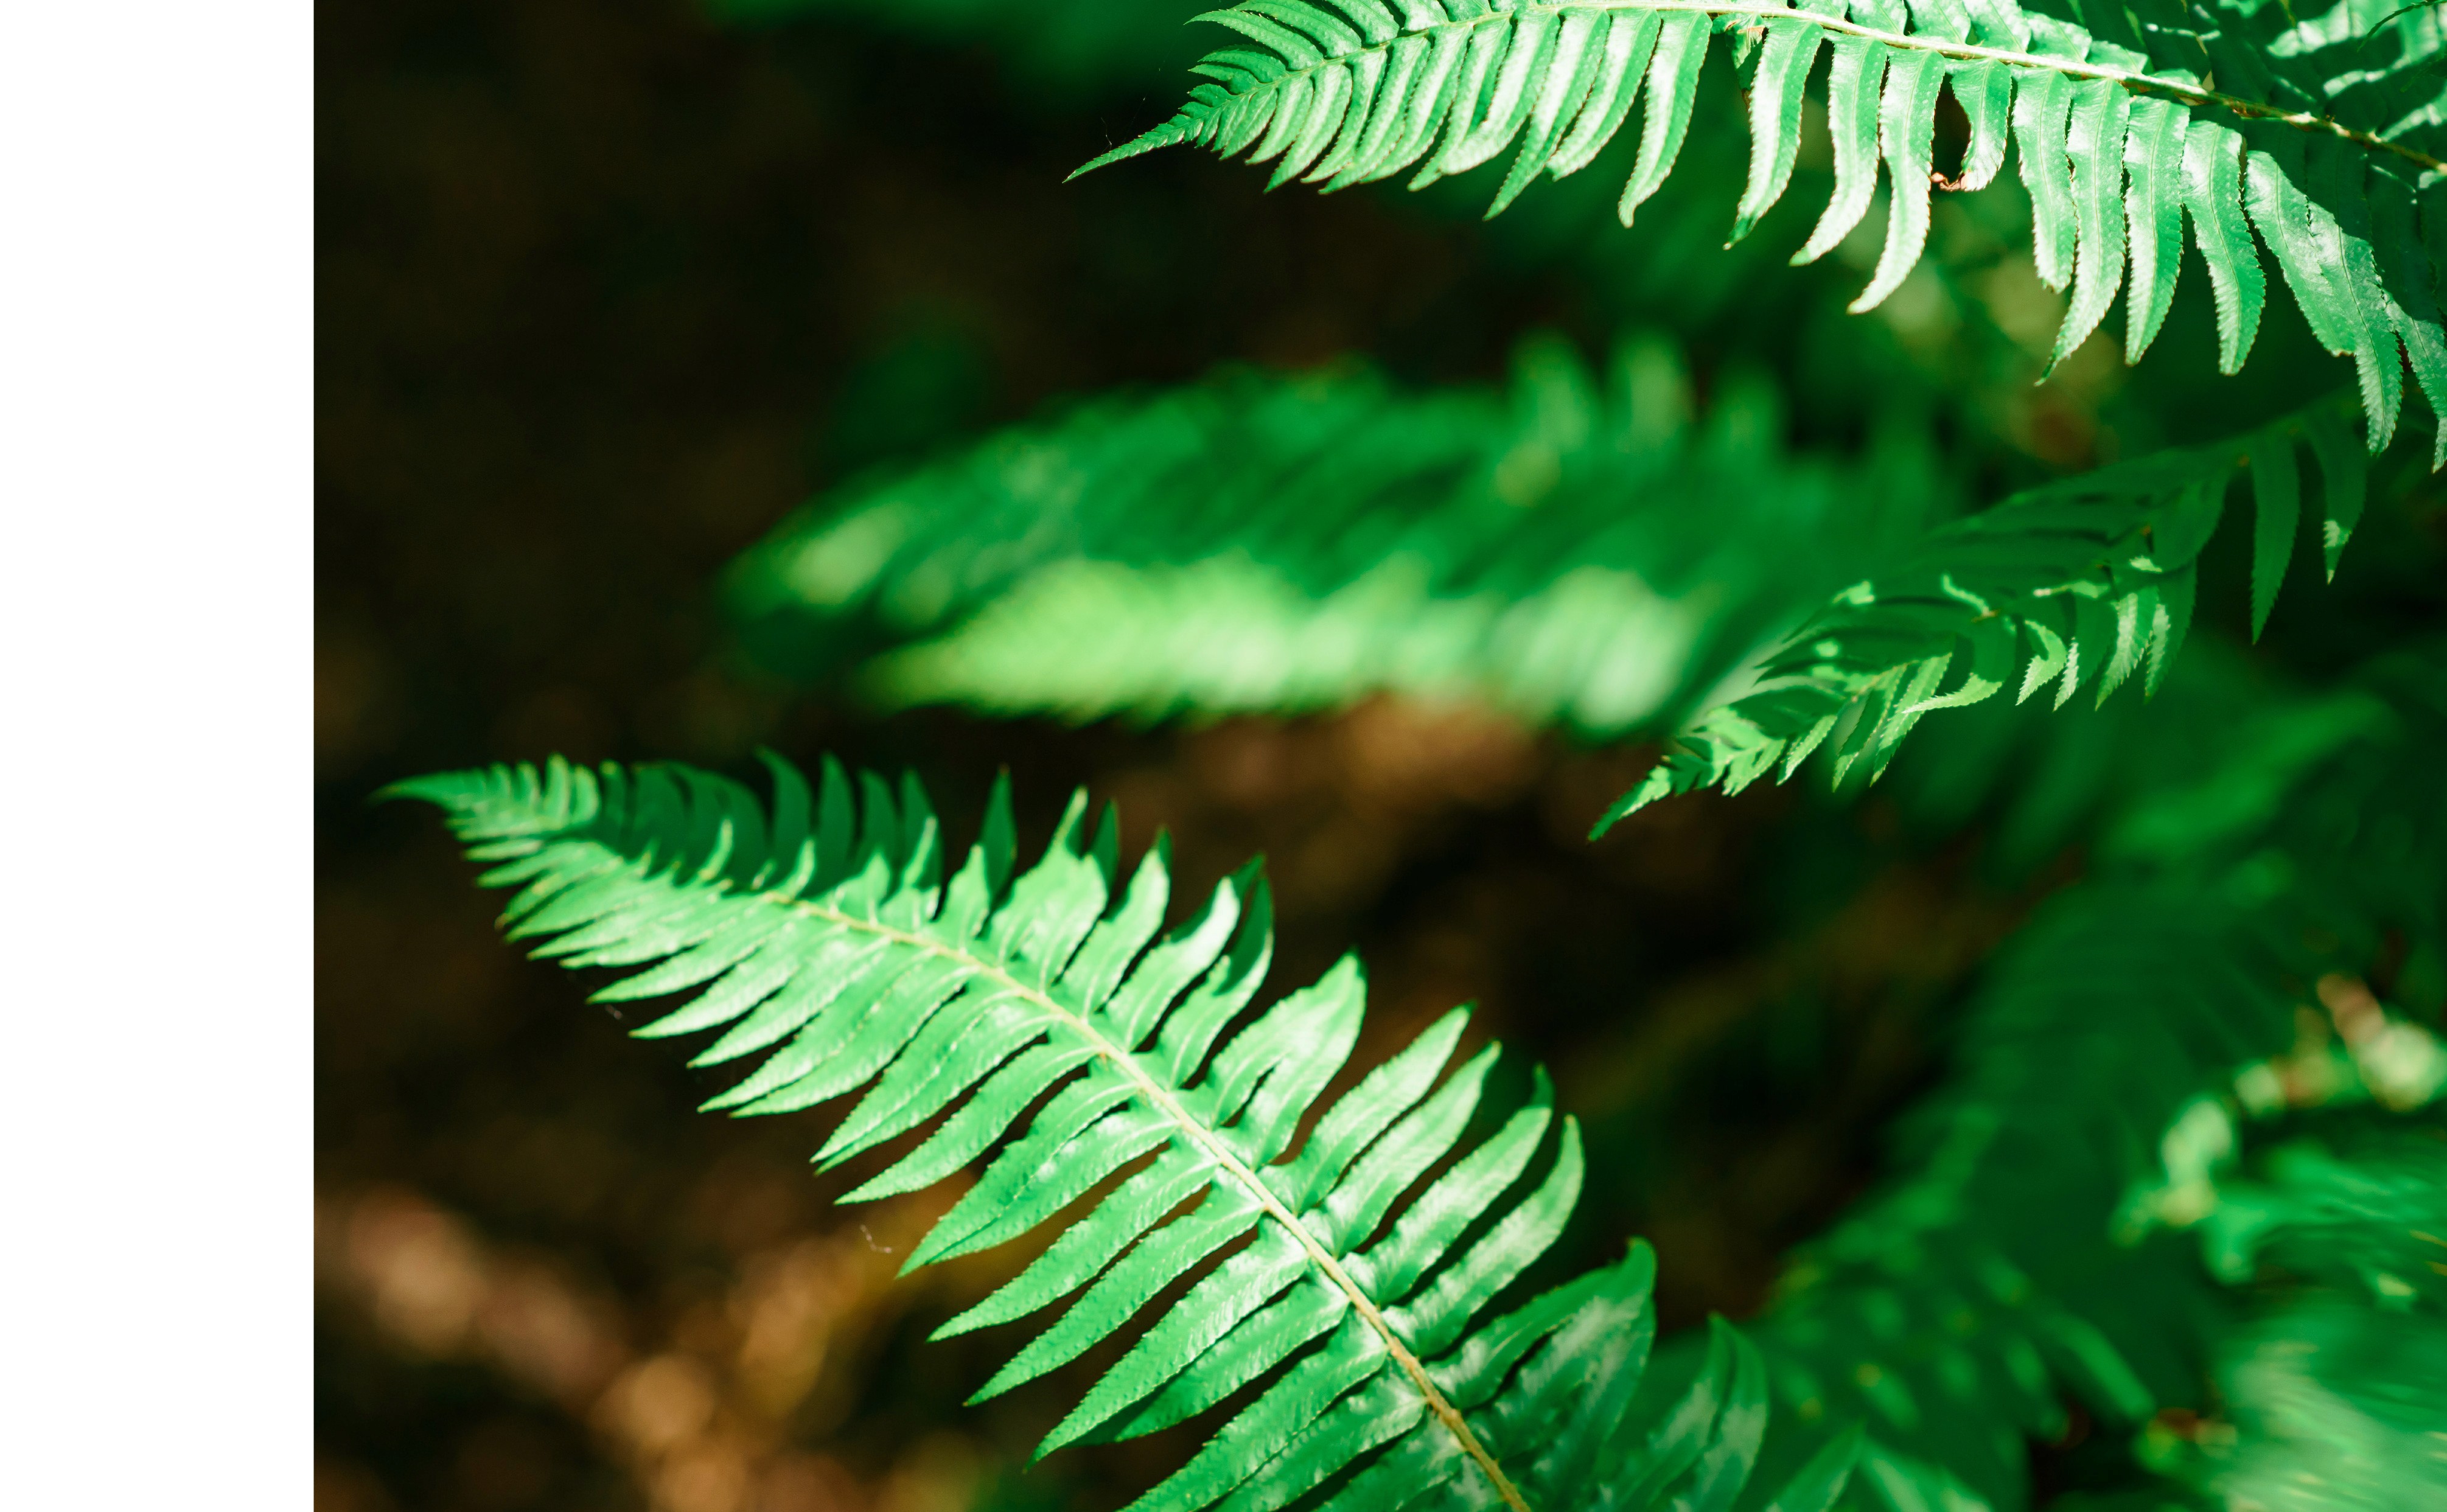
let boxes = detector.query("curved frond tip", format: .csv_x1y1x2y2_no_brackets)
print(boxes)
1084,0,2447,449
395,751,1863,1512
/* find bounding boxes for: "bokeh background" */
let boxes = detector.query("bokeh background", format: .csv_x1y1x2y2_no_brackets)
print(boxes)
314,4,2334,1508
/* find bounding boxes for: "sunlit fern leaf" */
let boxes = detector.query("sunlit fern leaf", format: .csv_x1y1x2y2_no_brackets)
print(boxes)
1594,388,2383,832
727,335,1949,734
390,753,1858,1512
1078,0,2447,453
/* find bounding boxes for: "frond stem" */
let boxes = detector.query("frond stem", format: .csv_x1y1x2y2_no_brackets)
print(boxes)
773,889,1535,1512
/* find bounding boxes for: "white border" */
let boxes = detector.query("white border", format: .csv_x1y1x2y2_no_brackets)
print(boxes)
0,4,313,1500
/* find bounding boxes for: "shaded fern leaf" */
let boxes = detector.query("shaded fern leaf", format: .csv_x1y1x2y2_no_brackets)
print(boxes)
728,336,1946,734
392,753,1854,1512
1720,644,2447,1511
1081,0,2447,453
1596,389,2378,832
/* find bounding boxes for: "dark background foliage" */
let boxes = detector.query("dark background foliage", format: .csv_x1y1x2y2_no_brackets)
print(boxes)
312,4,2260,1508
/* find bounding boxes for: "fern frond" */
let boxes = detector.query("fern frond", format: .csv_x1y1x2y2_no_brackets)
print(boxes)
1084,0,2447,450
729,336,1947,733
394,753,1854,1512
1595,389,2384,833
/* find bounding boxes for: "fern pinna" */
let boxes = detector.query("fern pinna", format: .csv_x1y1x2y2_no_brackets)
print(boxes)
1084,0,2447,452
393,755,1866,1512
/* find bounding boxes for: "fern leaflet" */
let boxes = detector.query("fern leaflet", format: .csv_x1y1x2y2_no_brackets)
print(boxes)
1596,388,2381,832
1083,0,2447,451
392,753,1860,1512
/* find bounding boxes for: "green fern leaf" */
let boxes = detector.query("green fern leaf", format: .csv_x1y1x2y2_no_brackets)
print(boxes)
1596,389,2383,832
1081,0,2447,447
393,752,1860,1512
728,336,1949,734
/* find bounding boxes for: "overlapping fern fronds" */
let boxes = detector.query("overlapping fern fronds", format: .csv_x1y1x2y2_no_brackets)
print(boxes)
394,754,1866,1512
394,649,2446,1511
1713,642,2447,1510
1597,388,2386,831
730,336,1946,733
1084,0,2447,449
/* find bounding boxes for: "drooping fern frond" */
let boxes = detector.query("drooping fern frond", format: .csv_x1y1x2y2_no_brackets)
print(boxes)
1082,0,2447,450
393,753,1865,1512
729,336,1947,733
1595,388,2384,832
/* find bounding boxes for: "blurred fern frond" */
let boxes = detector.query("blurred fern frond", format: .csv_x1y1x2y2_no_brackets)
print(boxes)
1085,0,2447,445
730,336,1948,733
2141,1296,2447,1512
1598,389,2394,831
2123,1056,2447,1511
394,753,1865,1512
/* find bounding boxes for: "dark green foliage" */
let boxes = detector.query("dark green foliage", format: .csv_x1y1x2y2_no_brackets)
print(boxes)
728,336,1946,732
394,755,1854,1512
1702,641,2447,1510
1087,0,2447,447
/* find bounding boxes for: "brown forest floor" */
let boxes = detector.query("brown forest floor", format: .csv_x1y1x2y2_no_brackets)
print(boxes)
315,6,2017,1510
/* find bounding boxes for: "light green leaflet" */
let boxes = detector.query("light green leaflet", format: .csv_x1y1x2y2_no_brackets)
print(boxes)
1081,0,2447,455
1597,389,2375,830
393,754,1866,1512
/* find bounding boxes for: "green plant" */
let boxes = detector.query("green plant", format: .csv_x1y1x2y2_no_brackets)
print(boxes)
1081,0,2447,453
394,3,2447,1509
